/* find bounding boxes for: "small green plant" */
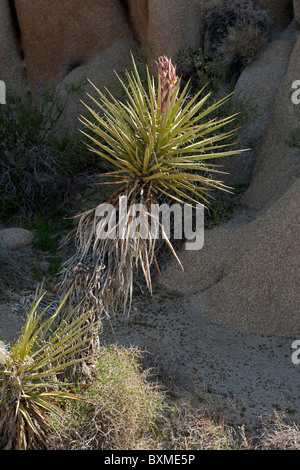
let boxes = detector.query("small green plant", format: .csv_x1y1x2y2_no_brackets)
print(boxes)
47,256,64,276
285,127,300,149
0,288,99,450
176,47,230,95
26,214,73,253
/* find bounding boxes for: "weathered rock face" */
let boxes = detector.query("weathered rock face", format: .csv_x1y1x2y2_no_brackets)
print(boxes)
242,31,300,210
128,0,148,45
129,0,205,69
234,21,299,146
0,0,26,92
0,0,293,96
146,0,204,63
199,178,300,338
14,0,134,90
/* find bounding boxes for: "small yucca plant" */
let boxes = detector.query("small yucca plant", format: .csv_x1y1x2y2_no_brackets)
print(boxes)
60,54,240,350
0,288,99,450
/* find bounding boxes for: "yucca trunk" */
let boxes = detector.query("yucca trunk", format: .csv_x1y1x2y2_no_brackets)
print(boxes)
60,180,162,382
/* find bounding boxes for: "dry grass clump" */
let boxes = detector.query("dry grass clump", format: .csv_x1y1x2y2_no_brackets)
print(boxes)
147,403,251,450
149,405,300,451
261,421,300,450
48,345,166,450
204,0,269,44
48,354,249,451
217,19,268,67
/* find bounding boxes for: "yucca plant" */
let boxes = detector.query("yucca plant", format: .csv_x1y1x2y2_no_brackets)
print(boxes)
60,54,241,375
0,288,99,450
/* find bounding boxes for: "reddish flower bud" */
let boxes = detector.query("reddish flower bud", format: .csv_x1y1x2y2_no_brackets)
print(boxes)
157,56,178,114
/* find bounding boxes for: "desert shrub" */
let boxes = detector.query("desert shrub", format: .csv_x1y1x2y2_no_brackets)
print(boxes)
48,345,166,450
217,19,268,70
204,0,270,79
0,88,106,221
176,47,230,96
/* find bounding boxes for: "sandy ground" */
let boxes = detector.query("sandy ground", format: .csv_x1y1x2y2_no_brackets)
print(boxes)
99,283,300,426
1,273,299,428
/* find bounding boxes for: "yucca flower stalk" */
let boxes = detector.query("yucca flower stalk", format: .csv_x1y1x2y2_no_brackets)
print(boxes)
0,288,99,450
157,55,178,114
60,54,241,376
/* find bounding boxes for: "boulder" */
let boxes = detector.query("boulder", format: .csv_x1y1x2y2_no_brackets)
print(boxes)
224,20,299,186
234,21,299,146
55,40,136,129
157,177,300,338
242,32,300,210
14,0,134,90
0,228,34,250
253,0,294,33
128,0,148,46
146,0,204,65
294,0,300,25
0,0,26,92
